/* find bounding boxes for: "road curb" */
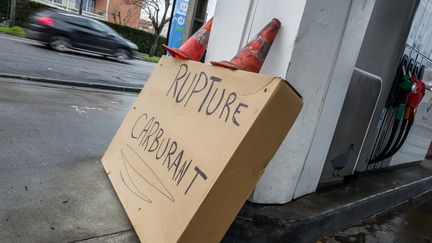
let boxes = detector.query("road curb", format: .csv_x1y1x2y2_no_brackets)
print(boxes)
0,31,26,39
0,73,142,93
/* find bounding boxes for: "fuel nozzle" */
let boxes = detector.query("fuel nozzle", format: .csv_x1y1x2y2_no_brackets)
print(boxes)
399,74,414,90
411,83,417,92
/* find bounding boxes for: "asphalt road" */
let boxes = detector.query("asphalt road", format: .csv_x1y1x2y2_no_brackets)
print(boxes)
323,190,432,242
0,78,139,242
0,33,156,88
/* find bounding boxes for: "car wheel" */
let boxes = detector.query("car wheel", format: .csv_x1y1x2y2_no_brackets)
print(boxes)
50,36,71,52
114,49,130,62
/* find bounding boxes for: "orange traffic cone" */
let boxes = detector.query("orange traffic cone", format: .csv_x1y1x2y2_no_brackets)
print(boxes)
211,18,281,73
163,17,213,61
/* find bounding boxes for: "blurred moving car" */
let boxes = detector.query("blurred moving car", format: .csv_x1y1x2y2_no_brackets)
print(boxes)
26,9,139,61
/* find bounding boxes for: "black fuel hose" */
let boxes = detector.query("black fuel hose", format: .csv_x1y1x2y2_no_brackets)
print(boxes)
379,114,414,160
369,113,400,164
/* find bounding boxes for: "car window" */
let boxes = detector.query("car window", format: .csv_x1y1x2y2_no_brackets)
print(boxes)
76,19,92,29
62,14,92,29
33,9,56,17
89,20,110,33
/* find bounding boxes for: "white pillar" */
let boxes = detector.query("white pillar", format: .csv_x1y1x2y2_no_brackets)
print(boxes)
207,0,375,204
250,0,376,203
292,0,377,199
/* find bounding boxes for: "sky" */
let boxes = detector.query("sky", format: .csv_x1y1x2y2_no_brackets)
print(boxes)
140,0,172,21
140,0,217,21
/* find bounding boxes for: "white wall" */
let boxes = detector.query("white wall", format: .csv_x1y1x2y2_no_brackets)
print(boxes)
205,0,252,63
205,0,307,78
206,0,217,20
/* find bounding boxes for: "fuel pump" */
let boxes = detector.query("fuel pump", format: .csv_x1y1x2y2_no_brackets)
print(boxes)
368,56,426,167
388,73,426,154
368,57,413,166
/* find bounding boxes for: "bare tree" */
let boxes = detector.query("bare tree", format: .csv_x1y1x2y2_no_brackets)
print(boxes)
122,9,137,25
111,5,122,24
123,0,171,56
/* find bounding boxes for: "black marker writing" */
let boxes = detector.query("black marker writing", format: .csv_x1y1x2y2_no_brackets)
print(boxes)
166,63,249,127
185,166,208,195
131,113,208,195
233,103,249,126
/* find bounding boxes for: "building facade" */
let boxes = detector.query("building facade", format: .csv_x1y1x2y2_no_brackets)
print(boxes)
31,0,141,28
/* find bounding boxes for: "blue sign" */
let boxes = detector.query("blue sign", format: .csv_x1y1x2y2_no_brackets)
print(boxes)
167,0,190,50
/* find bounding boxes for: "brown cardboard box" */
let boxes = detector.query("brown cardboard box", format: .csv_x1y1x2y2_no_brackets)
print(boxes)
101,56,302,242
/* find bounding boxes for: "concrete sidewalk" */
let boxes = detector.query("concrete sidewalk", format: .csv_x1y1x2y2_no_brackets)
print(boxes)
0,73,142,93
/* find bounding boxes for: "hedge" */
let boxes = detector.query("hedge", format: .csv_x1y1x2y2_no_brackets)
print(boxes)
4,0,166,56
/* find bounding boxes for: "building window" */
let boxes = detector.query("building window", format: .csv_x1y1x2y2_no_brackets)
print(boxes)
75,0,95,13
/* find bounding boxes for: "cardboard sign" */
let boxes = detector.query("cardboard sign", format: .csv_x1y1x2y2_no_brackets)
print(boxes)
101,56,302,243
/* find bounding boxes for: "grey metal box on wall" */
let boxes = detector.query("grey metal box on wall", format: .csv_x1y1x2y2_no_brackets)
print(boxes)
320,68,381,183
